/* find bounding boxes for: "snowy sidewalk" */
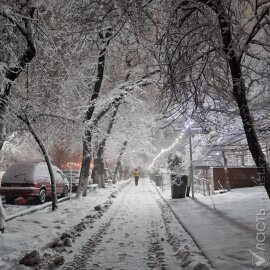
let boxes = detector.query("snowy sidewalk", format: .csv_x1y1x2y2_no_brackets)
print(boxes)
157,183,270,270
60,178,210,269
0,178,214,270
0,180,130,270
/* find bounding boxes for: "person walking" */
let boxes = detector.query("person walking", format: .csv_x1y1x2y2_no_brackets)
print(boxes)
0,197,7,233
133,168,140,186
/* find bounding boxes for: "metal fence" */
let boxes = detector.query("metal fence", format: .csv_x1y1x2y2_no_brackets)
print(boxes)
152,172,214,197
194,177,212,196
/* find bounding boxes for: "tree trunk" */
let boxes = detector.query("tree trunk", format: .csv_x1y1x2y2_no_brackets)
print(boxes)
0,106,7,151
234,87,270,196
23,117,58,210
113,160,121,184
91,168,96,184
93,147,106,188
266,144,269,164
77,30,112,198
214,5,270,197
93,150,103,188
76,140,91,198
84,52,130,191
119,165,123,179
81,141,92,197
94,58,131,186
99,157,105,188
93,104,121,188
93,156,101,188
113,141,127,184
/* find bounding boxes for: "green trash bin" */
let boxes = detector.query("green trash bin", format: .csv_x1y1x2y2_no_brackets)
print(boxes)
171,173,188,198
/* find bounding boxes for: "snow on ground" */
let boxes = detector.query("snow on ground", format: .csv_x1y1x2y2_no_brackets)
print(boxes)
1,175,269,270
157,174,270,270
59,178,212,270
0,180,128,270
0,178,213,270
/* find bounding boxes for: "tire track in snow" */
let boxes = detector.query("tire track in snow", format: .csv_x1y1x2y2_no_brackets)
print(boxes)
61,183,131,270
45,178,212,270
63,221,111,270
147,221,167,269
74,179,182,269
152,182,215,270
33,182,132,270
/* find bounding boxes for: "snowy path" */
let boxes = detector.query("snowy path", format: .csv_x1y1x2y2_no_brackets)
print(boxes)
159,182,270,270
59,178,213,270
1,178,268,270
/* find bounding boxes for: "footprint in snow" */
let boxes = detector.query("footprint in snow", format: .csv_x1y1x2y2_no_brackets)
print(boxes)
118,253,128,261
33,220,41,224
53,220,61,223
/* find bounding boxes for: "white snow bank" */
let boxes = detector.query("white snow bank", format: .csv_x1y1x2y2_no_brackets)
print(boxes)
158,184,270,270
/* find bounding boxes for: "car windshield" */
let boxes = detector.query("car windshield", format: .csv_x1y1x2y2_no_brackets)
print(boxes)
2,163,36,183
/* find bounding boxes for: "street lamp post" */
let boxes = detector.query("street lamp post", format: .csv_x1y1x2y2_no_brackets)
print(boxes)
185,119,195,198
188,128,194,198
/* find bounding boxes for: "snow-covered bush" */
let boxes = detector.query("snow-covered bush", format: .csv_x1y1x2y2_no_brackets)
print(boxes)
167,152,183,172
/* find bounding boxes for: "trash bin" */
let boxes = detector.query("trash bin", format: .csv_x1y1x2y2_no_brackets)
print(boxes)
154,174,163,187
171,173,188,198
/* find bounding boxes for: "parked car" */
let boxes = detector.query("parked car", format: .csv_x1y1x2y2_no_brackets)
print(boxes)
63,169,80,192
0,162,69,204
62,169,91,192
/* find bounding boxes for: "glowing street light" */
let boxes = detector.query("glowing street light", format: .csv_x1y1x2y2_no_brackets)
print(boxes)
149,131,184,170
185,118,194,129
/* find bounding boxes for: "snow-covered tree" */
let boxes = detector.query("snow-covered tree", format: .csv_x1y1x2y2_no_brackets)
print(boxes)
0,1,37,150
155,0,270,197
167,152,183,172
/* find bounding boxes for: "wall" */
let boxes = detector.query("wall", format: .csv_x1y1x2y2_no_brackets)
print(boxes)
210,167,260,190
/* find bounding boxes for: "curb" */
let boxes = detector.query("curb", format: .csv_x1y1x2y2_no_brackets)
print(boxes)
6,195,73,222
5,179,132,222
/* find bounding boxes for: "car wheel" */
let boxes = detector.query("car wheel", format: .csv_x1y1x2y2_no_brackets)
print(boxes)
62,186,69,197
5,196,15,204
38,188,46,204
